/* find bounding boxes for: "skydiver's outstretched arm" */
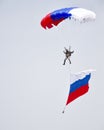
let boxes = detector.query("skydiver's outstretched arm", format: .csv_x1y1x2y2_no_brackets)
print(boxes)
71,50,74,54
63,51,66,54
64,47,68,52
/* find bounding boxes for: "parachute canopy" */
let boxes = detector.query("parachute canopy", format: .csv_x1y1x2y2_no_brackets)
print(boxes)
41,7,96,29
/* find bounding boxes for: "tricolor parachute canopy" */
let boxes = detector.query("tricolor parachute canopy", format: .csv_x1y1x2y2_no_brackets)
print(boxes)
41,7,96,29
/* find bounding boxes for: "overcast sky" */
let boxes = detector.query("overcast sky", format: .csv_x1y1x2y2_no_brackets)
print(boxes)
0,0,104,130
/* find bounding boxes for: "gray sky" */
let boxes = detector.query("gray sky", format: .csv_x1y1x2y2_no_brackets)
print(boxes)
0,0,104,130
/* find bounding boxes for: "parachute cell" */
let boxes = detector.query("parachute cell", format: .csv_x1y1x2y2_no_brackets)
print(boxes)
40,7,96,29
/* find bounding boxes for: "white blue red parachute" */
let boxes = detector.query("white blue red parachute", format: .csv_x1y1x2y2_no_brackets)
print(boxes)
41,7,96,29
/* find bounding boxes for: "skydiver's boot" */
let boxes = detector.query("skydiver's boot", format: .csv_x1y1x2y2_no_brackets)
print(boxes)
63,62,65,65
63,59,66,65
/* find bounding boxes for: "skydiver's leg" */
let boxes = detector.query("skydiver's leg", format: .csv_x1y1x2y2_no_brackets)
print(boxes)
63,58,67,65
68,57,71,64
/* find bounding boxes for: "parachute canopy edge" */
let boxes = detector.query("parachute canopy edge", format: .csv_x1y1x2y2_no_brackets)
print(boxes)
40,7,96,29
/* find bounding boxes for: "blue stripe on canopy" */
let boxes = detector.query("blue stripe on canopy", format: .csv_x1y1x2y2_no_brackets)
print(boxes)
50,7,78,20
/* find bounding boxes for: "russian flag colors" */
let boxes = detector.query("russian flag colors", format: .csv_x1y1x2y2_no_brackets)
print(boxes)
65,69,95,106
41,7,96,29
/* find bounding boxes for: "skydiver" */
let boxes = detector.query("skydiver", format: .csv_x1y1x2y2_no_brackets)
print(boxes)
63,46,74,65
